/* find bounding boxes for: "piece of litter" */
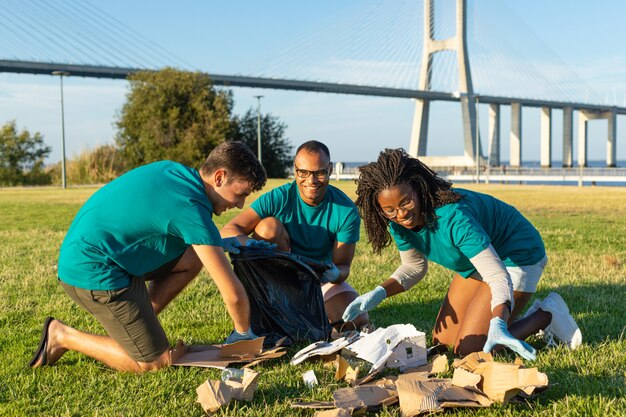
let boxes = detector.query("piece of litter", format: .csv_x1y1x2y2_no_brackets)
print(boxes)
303,370,319,387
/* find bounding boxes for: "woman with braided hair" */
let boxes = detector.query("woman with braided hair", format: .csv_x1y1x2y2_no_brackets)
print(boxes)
342,148,581,359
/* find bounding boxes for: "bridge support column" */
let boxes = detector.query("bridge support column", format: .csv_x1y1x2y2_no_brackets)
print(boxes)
409,99,430,156
488,104,500,166
409,0,480,165
540,107,552,167
577,111,590,167
607,110,617,167
562,107,573,167
578,109,616,167
510,102,522,167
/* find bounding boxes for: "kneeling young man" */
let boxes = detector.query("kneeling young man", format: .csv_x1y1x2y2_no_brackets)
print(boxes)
29,141,266,373
221,140,368,330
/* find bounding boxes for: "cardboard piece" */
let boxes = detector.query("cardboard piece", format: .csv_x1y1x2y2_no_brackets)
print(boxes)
452,352,549,405
451,367,481,389
313,409,352,417
334,355,359,385
224,368,260,401
332,385,396,413
196,369,260,414
291,400,336,409
171,338,286,369
196,380,231,414
402,353,448,376
396,377,447,416
437,385,493,408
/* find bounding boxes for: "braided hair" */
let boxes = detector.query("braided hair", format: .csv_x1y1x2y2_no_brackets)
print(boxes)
356,148,462,253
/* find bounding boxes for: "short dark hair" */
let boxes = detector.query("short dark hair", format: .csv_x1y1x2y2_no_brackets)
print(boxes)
200,141,266,191
296,140,331,160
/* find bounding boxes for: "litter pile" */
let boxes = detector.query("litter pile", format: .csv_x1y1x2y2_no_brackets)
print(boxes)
291,324,548,416
176,325,548,415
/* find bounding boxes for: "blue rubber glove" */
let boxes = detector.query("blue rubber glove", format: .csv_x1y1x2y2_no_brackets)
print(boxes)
245,239,277,250
221,237,242,254
320,263,341,283
342,286,387,322
224,328,258,344
483,317,537,360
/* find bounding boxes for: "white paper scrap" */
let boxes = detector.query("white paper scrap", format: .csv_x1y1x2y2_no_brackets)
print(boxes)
346,324,426,373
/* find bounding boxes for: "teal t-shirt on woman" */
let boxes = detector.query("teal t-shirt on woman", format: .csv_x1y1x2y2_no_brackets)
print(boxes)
389,188,545,278
58,161,222,291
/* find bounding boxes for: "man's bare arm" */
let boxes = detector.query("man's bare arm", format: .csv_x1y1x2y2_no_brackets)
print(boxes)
192,244,250,332
220,208,262,241
331,241,356,284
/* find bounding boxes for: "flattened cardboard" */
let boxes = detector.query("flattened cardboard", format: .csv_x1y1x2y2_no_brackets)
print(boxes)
437,386,492,408
451,367,481,389
396,377,447,416
313,409,352,417
291,400,336,409
333,385,395,413
171,337,286,369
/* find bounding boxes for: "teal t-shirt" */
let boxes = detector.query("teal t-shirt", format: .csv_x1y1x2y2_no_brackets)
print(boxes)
389,188,545,277
250,182,360,262
58,161,222,290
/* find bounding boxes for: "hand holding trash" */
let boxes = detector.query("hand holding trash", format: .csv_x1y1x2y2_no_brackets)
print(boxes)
483,317,536,360
222,237,277,254
320,263,341,283
245,239,277,250
224,327,258,344
342,286,387,322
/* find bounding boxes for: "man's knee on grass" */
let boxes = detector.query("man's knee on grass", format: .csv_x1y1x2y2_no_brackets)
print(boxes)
253,217,290,251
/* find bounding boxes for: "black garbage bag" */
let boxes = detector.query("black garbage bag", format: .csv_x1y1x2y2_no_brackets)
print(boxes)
230,247,332,346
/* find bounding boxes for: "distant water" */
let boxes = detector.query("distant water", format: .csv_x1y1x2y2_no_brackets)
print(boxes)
338,160,626,187
342,160,626,168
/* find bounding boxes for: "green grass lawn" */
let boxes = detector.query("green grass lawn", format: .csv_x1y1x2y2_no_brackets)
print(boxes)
0,181,624,416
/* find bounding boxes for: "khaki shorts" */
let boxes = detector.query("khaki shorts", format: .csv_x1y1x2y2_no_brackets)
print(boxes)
60,255,182,363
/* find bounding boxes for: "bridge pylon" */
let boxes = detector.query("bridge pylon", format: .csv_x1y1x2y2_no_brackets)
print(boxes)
409,0,483,167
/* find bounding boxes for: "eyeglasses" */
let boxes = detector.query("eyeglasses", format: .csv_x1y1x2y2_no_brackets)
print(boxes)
294,164,331,179
380,195,417,219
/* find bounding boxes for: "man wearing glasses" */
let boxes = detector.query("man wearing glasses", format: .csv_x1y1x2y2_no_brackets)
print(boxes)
222,140,368,331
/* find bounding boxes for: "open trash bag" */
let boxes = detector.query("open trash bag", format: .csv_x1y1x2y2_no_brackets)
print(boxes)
230,247,332,346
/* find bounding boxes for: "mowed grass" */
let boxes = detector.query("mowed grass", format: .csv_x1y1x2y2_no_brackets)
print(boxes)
0,181,624,417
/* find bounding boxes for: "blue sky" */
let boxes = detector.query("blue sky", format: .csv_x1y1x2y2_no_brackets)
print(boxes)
1,0,625,165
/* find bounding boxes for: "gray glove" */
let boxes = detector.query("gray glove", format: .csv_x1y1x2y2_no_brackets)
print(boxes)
224,328,258,344
320,263,341,283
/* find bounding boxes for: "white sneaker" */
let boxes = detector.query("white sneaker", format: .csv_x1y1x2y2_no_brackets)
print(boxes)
536,292,582,350
522,298,542,319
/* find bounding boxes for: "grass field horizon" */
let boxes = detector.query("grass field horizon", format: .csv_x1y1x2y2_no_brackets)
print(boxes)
1,181,624,416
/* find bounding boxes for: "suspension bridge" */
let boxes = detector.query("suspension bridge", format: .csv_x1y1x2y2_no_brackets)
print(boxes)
1,0,625,184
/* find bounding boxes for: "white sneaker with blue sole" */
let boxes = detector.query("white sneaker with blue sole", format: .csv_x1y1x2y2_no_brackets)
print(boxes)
523,292,582,350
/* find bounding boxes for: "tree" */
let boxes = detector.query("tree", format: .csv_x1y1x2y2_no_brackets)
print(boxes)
231,109,292,178
0,120,51,186
116,68,234,168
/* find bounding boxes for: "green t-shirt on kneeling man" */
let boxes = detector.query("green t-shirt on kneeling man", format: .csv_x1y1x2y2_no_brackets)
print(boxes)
250,182,360,262
58,161,222,291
